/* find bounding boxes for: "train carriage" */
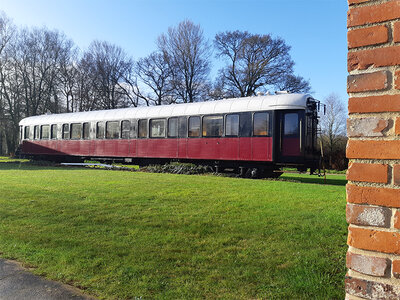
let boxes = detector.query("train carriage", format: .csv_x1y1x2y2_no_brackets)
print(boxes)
18,93,322,178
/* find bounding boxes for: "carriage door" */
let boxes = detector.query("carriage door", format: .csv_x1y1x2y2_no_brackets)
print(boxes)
276,111,304,162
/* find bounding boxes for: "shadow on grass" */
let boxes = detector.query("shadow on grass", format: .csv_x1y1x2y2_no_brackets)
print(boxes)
0,161,137,172
280,174,347,186
0,161,87,171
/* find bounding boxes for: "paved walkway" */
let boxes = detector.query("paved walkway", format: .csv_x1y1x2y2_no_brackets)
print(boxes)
0,259,95,300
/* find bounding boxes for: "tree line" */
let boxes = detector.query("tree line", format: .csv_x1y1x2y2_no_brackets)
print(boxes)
0,12,311,155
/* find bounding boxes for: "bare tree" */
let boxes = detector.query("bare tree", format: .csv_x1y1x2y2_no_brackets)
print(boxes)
0,25,75,153
214,30,307,97
0,11,15,55
59,47,79,112
0,11,16,154
158,20,211,103
320,93,347,169
72,56,99,111
80,40,134,110
133,51,175,106
276,74,311,94
10,27,75,116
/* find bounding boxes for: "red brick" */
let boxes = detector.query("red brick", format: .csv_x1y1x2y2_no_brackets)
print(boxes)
348,226,400,254
347,163,388,183
348,26,389,49
349,95,400,114
346,203,391,227
393,260,400,278
345,276,400,298
394,22,400,43
347,140,400,160
395,69,400,89
347,184,400,208
394,165,400,186
346,251,390,277
348,46,400,71
348,1,400,27
347,118,389,137
395,118,400,135
347,71,389,93
394,210,400,229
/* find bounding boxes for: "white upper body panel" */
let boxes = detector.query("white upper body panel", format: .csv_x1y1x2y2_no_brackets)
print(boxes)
19,93,312,126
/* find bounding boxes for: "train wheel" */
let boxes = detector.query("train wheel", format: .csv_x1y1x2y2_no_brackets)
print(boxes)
242,168,260,179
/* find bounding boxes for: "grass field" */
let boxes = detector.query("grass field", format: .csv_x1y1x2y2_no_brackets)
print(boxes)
0,159,347,299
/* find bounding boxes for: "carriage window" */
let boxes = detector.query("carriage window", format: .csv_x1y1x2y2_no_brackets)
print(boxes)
121,120,131,139
41,125,50,139
138,119,147,138
96,122,105,139
71,123,82,139
284,113,299,136
106,121,119,139
168,117,178,138
225,114,239,137
62,124,70,139
253,112,269,136
178,117,187,138
203,115,223,137
150,119,166,138
19,126,23,140
83,122,90,139
24,126,30,139
34,125,40,140
188,116,200,137
51,124,57,139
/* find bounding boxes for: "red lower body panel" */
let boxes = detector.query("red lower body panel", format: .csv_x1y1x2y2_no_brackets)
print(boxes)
21,137,274,162
282,138,301,157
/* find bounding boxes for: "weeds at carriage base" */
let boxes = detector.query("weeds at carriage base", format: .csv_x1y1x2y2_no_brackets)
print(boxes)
0,158,347,299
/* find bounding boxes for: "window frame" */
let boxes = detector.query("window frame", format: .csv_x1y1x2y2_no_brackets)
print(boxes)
202,115,224,138
138,119,148,139
252,111,271,137
51,124,58,140
178,117,187,138
149,118,167,138
188,116,201,138
96,121,105,139
121,120,131,139
283,112,300,137
106,121,120,139
62,123,70,140
24,126,30,140
167,117,178,138
70,123,83,140
83,122,90,140
34,125,40,140
40,124,50,140
225,114,240,137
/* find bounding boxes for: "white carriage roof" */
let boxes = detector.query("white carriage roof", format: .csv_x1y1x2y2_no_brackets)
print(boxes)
19,93,313,126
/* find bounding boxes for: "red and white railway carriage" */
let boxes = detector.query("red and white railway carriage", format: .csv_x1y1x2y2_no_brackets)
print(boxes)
18,93,321,177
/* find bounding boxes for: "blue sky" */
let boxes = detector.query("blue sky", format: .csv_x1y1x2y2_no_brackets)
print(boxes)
0,0,348,104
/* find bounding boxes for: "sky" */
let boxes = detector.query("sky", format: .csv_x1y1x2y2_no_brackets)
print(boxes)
0,0,348,105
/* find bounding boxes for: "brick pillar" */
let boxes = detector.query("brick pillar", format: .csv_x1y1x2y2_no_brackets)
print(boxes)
346,0,400,299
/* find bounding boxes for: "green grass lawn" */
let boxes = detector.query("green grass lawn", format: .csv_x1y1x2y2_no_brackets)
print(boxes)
0,160,347,299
